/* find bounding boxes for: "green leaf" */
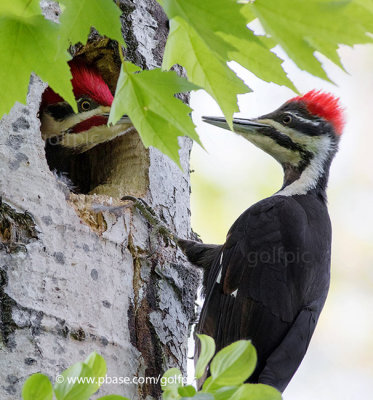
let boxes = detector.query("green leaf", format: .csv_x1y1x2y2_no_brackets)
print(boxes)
97,396,130,400
0,8,75,117
54,362,97,400
181,394,214,400
250,0,373,81
157,0,246,56
212,386,240,400
178,385,196,397
357,0,373,14
160,367,184,393
84,352,107,391
22,374,53,400
163,391,180,400
109,62,201,167
59,0,125,46
228,383,282,400
159,0,249,125
240,2,256,23
224,31,297,93
201,376,224,393
209,340,257,386
164,17,248,129
195,334,215,380
0,0,41,17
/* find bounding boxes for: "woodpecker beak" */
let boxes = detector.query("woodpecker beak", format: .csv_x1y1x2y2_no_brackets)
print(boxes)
202,116,271,133
103,113,132,125
47,110,134,153
117,115,131,124
203,115,304,167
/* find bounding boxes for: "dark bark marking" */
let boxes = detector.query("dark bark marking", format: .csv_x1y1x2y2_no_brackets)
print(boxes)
11,117,30,132
148,0,169,65
90,268,99,281
102,300,111,308
100,336,109,346
53,252,65,265
127,234,163,399
8,153,29,171
0,267,18,348
0,198,38,253
70,327,86,341
6,135,24,150
119,1,147,68
41,215,53,226
24,357,37,365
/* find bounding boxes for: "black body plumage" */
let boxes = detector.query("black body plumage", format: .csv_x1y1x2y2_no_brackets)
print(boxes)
181,192,331,392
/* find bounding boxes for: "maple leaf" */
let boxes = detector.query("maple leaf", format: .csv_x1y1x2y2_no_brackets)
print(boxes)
250,0,373,80
109,62,201,166
0,1,75,117
59,0,124,46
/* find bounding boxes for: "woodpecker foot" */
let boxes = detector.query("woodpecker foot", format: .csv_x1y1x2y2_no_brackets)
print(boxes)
121,196,179,246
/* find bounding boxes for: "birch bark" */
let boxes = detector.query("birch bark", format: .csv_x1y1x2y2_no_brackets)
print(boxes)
0,1,199,399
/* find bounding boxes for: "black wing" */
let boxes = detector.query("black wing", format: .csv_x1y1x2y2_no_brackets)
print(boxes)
196,194,331,392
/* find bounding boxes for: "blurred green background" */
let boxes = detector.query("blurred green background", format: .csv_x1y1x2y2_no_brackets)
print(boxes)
189,43,373,399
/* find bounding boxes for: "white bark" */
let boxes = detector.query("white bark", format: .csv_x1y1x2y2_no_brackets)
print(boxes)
0,1,199,399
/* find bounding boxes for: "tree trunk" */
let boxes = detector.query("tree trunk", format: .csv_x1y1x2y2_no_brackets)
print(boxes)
0,1,199,399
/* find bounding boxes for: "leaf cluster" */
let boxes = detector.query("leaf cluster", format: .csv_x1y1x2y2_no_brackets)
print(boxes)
0,0,372,165
161,334,281,400
22,336,281,400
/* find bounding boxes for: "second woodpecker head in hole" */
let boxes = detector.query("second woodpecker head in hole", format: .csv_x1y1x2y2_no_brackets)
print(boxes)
40,61,132,153
203,90,344,198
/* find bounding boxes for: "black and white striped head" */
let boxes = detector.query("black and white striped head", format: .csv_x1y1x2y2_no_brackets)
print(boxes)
203,90,345,196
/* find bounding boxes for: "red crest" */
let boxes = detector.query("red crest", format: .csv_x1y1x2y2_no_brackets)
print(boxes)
41,62,113,108
289,90,345,135
70,62,113,107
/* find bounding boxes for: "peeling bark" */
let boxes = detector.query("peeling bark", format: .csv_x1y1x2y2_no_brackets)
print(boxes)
0,1,200,399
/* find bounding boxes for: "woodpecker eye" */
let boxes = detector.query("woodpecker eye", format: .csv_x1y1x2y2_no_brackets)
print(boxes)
79,99,92,112
282,114,292,125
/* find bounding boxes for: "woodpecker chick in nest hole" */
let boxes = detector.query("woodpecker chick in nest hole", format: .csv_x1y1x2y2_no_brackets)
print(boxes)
39,61,132,153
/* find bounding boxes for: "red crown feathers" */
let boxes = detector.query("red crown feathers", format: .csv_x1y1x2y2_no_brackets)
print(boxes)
70,62,113,106
289,90,345,135
41,62,114,108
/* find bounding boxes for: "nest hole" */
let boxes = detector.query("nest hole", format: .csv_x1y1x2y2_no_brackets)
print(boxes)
40,42,149,198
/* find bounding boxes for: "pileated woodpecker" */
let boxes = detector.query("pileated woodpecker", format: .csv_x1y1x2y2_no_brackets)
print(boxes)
177,90,344,392
40,62,131,153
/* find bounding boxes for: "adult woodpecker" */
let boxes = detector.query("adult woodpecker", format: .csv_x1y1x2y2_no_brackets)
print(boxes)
40,62,132,153
177,90,344,392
